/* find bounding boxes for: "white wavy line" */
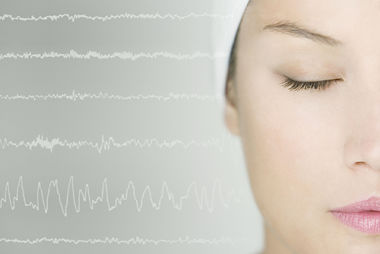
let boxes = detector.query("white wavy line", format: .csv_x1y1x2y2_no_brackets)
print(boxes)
0,135,228,153
0,176,244,216
0,50,227,61
0,12,233,22
0,236,248,245
0,91,222,102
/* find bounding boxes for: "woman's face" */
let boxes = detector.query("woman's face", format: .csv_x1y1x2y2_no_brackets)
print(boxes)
225,0,380,253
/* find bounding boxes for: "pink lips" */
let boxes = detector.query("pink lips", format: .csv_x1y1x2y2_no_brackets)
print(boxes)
330,196,380,234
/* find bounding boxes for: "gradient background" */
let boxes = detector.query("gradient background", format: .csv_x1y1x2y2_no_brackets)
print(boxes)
0,0,264,253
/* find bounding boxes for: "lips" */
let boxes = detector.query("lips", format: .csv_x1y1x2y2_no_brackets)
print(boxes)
330,196,380,234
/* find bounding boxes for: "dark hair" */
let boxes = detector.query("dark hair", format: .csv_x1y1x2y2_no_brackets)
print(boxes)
225,21,243,107
225,0,253,107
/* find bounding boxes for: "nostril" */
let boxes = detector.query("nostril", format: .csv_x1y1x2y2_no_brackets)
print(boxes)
353,161,380,172
354,161,367,168
353,161,371,171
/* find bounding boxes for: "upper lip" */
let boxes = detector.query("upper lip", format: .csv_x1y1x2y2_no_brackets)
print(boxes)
330,196,380,213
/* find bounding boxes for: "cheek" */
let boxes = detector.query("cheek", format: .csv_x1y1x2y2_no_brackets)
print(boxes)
239,91,320,209
237,67,342,202
236,69,344,244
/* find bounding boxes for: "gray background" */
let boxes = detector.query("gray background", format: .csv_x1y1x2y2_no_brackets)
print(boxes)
0,0,264,253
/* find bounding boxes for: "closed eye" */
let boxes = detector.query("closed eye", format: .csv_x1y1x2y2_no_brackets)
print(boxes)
280,76,342,91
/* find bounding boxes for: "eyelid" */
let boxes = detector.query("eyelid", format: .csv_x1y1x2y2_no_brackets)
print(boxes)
283,73,344,82
287,76,342,83
281,75,343,91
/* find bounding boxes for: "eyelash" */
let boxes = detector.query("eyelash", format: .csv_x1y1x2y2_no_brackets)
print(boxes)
280,76,341,91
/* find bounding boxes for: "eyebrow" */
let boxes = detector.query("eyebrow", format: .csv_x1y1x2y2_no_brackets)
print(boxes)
262,20,343,47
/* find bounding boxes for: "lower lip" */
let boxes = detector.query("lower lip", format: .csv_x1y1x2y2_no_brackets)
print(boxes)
331,211,380,234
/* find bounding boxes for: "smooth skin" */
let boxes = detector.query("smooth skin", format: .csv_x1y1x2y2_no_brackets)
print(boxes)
224,0,380,253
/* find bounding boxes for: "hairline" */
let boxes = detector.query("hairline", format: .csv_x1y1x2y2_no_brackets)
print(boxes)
225,12,244,106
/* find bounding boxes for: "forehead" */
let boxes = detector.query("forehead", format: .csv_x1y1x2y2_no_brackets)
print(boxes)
237,0,380,60
242,0,380,38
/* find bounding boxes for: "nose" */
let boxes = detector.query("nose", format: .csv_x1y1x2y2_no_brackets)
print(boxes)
344,89,380,172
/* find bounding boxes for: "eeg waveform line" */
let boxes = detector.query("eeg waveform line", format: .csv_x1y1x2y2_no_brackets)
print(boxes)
0,176,244,216
0,91,222,102
0,12,233,22
0,50,227,61
0,236,248,246
0,135,231,153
